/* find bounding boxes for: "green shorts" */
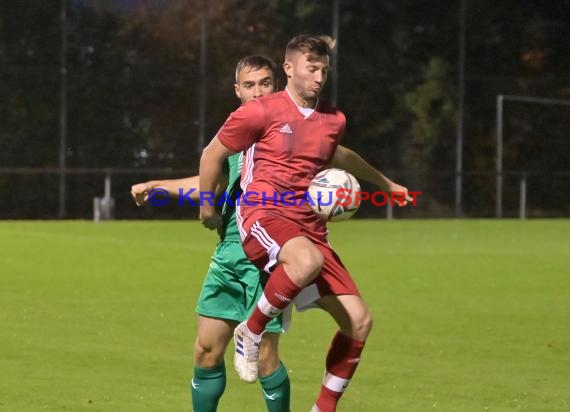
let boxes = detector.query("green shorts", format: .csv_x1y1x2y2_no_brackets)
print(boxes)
195,241,283,333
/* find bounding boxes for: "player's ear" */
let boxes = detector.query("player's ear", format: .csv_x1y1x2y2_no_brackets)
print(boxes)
234,83,241,99
283,60,293,78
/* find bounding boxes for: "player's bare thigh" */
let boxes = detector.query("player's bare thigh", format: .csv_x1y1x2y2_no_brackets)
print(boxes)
316,294,373,342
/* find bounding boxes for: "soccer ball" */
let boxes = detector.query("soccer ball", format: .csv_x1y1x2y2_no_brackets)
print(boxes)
308,168,361,222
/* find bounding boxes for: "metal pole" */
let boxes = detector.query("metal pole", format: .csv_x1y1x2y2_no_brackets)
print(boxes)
455,0,466,217
331,0,340,106
104,170,112,220
496,94,503,218
197,0,207,153
104,171,111,200
519,174,527,219
58,0,68,218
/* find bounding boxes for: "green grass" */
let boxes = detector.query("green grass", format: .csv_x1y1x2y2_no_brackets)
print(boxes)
0,220,569,412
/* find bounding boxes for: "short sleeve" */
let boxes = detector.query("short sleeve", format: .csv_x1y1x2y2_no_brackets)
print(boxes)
216,99,265,152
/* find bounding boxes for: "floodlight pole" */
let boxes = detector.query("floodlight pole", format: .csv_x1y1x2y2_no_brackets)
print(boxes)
495,94,570,218
58,0,68,218
197,0,207,153
496,95,503,218
455,0,466,216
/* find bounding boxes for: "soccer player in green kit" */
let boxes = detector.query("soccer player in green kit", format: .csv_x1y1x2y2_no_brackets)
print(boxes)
132,56,291,412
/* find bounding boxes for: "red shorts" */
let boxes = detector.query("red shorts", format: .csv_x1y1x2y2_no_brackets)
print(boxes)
239,210,360,308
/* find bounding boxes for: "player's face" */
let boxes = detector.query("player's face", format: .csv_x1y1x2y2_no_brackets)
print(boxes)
234,66,275,104
284,51,329,103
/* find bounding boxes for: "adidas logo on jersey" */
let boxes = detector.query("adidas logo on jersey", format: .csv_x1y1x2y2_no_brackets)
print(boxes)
279,123,293,134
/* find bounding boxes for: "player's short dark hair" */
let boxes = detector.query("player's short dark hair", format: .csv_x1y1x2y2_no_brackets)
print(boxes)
285,34,335,61
234,55,277,83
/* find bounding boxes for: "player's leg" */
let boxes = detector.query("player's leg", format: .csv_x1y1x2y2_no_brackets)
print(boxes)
258,332,291,412
195,316,236,367
294,244,371,412
234,216,322,382
258,332,281,376
318,294,373,342
238,256,291,412
310,294,372,412
243,218,324,336
192,241,250,411
192,316,236,412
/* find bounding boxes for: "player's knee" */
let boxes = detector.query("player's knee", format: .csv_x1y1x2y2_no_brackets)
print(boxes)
194,337,224,368
194,338,209,361
361,310,373,336
281,238,324,282
352,309,373,341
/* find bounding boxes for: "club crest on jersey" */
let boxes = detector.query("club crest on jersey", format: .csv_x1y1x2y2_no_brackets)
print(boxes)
279,123,293,134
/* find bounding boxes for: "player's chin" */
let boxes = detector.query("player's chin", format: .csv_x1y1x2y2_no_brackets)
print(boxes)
305,89,320,98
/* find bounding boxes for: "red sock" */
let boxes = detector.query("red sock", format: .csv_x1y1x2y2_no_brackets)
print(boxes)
315,331,366,412
246,264,301,335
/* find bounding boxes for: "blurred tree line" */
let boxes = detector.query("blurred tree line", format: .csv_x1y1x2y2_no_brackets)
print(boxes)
0,0,568,218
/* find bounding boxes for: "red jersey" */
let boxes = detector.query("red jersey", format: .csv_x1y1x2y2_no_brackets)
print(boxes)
217,90,346,237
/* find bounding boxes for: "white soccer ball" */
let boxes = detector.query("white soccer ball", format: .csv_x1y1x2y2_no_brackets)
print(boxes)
308,168,361,222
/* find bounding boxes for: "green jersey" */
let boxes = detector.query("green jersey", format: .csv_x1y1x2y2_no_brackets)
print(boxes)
196,151,285,333
219,153,243,242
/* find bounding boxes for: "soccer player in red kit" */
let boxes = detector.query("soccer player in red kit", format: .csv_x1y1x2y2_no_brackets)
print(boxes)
200,35,411,412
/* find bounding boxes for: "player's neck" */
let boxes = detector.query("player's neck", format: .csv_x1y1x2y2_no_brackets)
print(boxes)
286,86,317,109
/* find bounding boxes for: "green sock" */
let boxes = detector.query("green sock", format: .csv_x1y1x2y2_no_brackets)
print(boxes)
190,363,226,412
259,362,291,412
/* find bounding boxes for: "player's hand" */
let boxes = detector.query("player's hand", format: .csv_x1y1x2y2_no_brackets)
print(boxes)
200,206,222,230
388,182,413,207
131,183,151,206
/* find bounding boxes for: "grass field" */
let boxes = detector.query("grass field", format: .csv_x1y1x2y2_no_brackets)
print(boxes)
0,220,569,412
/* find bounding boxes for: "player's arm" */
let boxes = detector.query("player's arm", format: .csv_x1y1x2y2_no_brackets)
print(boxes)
199,99,264,228
331,145,412,206
130,175,229,206
199,136,236,229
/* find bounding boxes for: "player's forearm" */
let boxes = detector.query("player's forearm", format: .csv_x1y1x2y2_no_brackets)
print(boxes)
148,177,200,199
199,149,224,207
146,175,229,201
332,146,392,191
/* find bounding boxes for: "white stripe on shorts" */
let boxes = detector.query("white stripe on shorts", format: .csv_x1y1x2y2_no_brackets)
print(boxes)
251,221,280,273
251,221,272,249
